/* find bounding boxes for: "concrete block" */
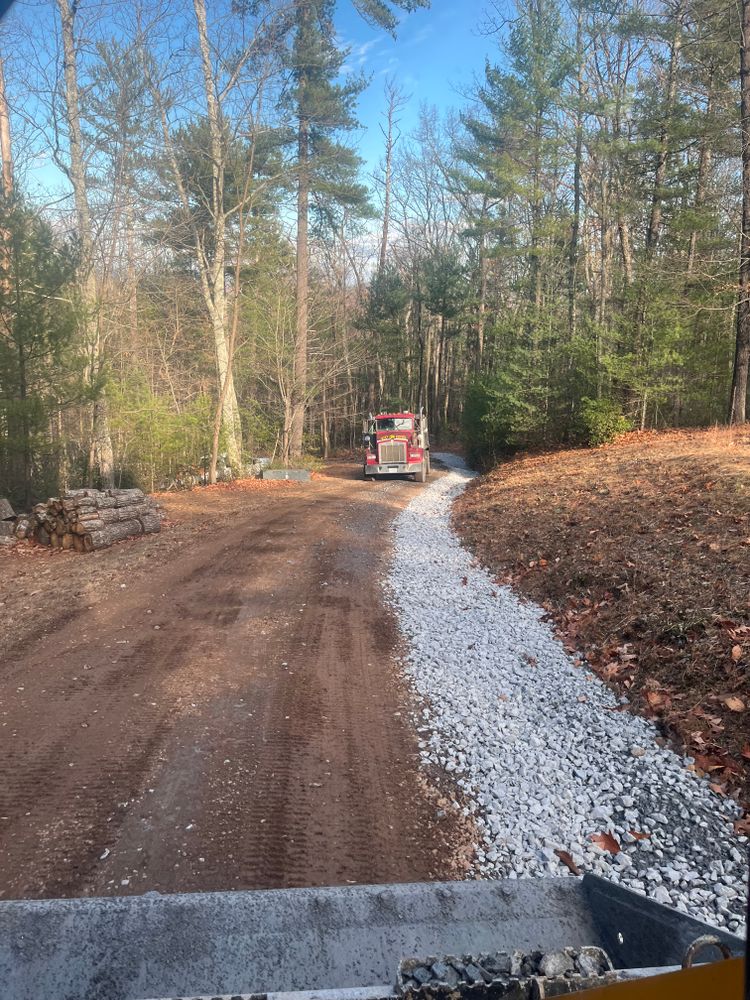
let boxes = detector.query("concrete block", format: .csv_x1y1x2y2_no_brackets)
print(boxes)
262,469,311,481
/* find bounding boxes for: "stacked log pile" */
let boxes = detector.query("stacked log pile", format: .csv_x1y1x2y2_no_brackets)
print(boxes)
30,488,161,552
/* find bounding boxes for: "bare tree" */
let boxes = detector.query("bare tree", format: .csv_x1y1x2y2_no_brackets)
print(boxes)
57,0,115,486
0,52,12,199
142,0,281,474
378,77,407,272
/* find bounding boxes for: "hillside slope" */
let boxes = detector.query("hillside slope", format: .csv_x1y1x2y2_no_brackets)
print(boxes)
453,428,750,817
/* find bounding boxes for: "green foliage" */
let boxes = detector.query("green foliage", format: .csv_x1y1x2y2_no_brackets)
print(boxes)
462,370,535,468
365,264,409,328
242,400,283,457
421,249,469,321
108,378,213,491
574,398,632,447
0,200,87,506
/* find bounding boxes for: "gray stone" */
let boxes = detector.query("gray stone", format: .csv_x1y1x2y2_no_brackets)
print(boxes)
575,947,610,978
464,964,486,983
538,951,575,978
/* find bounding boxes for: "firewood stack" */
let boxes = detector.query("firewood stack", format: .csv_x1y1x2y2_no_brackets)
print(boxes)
31,488,161,552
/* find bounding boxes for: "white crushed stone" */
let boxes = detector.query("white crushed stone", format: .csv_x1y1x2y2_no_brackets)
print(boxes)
387,453,748,935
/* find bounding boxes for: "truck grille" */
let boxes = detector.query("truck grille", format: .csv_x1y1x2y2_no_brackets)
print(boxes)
379,440,407,465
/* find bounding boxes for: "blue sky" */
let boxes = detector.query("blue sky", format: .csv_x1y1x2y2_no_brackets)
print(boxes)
5,0,497,201
335,1,494,173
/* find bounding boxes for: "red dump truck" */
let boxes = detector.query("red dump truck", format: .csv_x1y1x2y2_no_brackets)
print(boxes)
363,409,430,482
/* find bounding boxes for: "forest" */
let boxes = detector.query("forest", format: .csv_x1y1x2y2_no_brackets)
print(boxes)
0,0,749,505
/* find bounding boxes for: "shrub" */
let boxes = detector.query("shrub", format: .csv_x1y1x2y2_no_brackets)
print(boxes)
462,374,531,468
575,397,631,447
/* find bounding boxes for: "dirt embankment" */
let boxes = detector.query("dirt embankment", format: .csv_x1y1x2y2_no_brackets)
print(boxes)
453,428,750,819
0,465,473,900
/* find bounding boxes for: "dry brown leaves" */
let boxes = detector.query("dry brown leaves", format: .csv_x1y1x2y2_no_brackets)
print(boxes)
453,427,750,817
590,831,621,854
554,849,581,875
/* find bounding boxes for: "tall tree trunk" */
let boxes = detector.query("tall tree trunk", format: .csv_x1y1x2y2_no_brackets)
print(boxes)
645,3,683,255
476,240,487,372
57,0,115,487
290,120,309,459
378,79,403,272
0,53,12,198
730,0,750,424
618,219,634,287
193,0,242,472
568,3,584,339
0,52,13,306
687,84,713,279
289,4,310,460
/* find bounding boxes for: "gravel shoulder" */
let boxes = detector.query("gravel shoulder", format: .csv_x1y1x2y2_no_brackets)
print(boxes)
453,428,750,812
386,453,748,934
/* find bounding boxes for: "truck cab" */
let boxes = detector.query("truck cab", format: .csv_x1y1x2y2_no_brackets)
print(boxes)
362,409,430,482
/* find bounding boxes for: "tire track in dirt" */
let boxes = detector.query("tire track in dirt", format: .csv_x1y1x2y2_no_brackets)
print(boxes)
0,467,473,900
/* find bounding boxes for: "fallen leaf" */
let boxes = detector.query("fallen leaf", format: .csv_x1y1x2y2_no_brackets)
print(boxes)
461,576,468,586
731,645,742,662
694,753,726,773
741,743,750,761
709,782,728,796
723,696,745,712
733,816,750,836
629,830,651,841
645,690,668,710
590,832,621,854
554,849,581,875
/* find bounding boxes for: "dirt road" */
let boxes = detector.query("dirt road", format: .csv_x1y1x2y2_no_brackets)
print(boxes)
0,465,472,900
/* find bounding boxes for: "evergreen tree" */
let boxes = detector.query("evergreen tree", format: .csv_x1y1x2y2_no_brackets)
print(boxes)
286,0,429,459
0,201,87,506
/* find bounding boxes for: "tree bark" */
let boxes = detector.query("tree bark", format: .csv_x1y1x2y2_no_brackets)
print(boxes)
645,3,683,255
730,0,750,424
57,0,115,487
0,52,12,198
290,28,310,461
0,52,13,310
378,79,403,273
568,3,584,339
687,83,713,279
193,0,243,471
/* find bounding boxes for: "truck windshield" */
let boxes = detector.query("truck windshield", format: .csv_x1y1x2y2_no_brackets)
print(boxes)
376,417,413,431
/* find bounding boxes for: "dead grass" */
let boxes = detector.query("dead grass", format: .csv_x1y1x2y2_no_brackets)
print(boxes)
453,427,750,823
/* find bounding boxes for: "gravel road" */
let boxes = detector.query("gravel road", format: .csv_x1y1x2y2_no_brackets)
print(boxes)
388,453,749,934
0,464,469,899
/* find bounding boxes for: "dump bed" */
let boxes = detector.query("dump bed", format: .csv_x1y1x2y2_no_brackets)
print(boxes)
0,876,743,1000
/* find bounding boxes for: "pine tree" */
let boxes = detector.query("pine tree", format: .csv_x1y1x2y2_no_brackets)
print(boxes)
0,201,86,506
287,0,429,459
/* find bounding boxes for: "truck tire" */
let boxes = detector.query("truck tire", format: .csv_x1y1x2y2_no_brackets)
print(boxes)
363,466,373,481
425,452,431,476
415,461,427,483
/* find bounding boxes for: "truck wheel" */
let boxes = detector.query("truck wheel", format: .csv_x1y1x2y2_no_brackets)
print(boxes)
426,453,431,476
416,461,427,483
363,466,373,481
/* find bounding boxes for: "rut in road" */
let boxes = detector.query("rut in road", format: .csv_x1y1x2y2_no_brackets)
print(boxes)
0,469,471,899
